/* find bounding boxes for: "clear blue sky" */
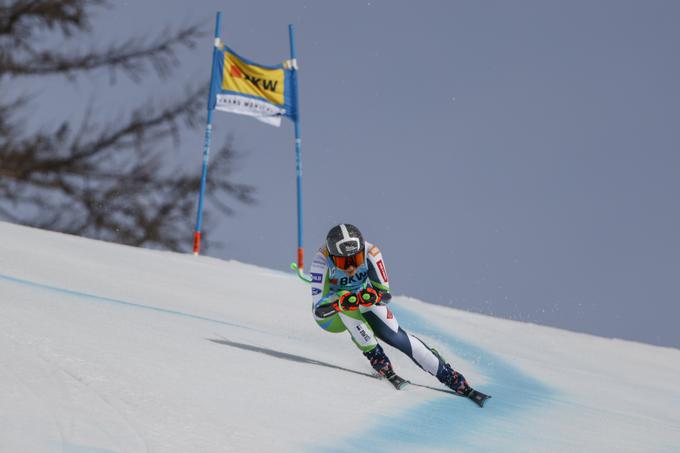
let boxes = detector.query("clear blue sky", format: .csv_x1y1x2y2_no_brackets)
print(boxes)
12,1,680,348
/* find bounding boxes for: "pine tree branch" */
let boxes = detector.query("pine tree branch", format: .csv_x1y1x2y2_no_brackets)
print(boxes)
0,0,255,252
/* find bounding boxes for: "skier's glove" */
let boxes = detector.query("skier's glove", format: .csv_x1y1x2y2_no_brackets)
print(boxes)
334,291,360,312
357,287,381,307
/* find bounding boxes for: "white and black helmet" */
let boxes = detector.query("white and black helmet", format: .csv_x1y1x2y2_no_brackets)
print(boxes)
326,224,364,257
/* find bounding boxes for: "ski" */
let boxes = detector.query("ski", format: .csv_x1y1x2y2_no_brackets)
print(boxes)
383,369,410,390
467,389,491,408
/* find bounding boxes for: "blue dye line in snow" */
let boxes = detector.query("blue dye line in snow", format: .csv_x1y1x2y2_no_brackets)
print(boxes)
3,271,560,451
317,303,559,453
0,272,269,336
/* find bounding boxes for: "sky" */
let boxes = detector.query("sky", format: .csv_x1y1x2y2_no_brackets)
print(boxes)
2,221,680,451
8,1,680,348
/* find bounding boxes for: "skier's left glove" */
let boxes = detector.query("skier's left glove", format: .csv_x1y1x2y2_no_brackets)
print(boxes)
357,287,381,307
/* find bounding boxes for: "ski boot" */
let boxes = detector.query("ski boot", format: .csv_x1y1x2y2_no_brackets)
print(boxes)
364,344,409,390
431,348,491,408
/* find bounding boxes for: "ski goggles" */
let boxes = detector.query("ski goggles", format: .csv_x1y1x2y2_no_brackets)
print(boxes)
330,249,365,270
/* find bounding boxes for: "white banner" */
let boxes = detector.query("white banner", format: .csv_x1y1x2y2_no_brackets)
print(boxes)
215,94,285,127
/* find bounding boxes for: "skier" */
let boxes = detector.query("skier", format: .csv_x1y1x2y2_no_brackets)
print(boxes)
310,223,490,407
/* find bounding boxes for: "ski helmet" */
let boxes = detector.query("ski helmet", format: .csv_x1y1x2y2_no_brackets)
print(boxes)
326,224,364,257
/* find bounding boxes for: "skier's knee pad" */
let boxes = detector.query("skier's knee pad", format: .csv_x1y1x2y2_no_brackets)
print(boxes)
313,304,346,333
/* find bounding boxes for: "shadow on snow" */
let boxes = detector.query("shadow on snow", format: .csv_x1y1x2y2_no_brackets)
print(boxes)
208,337,456,396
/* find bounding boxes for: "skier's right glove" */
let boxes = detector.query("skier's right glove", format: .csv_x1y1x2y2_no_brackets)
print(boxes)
334,291,360,312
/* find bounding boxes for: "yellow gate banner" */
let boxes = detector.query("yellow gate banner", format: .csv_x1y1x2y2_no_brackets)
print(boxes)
209,44,296,127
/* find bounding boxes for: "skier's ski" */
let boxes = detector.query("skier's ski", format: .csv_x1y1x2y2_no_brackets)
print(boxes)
382,369,410,390
387,373,409,390
466,389,491,408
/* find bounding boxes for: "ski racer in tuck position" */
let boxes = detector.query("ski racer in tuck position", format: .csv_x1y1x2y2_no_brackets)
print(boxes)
310,224,490,407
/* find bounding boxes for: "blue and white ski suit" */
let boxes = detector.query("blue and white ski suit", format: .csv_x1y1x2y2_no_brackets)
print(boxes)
310,242,450,380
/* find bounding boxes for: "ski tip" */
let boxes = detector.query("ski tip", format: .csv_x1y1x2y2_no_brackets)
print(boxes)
384,372,410,390
396,380,411,390
468,390,491,408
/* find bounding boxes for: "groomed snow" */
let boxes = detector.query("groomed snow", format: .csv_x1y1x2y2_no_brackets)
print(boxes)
1,221,679,452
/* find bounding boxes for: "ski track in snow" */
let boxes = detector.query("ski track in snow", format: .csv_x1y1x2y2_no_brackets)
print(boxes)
1,271,556,453
1,273,153,453
318,305,557,453
2,229,680,453
0,271,296,453
0,272,294,341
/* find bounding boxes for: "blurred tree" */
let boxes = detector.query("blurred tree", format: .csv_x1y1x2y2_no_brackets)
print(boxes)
0,0,255,251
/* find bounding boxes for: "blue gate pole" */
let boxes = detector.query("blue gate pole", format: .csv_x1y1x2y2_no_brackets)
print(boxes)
288,24,304,269
193,12,222,255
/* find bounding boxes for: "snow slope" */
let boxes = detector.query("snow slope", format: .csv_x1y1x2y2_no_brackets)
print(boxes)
1,221,679,452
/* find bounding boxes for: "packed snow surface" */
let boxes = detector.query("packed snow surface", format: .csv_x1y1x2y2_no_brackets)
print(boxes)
1,221,679,452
